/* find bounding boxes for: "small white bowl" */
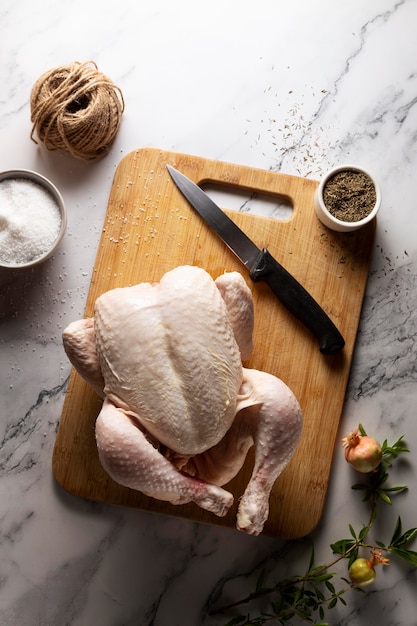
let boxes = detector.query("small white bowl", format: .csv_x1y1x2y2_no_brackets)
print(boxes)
0,169,66,269
314,165,381,232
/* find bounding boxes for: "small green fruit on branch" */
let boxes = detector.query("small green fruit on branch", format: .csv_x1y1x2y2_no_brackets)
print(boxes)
348,548,390,587
342,427,383,472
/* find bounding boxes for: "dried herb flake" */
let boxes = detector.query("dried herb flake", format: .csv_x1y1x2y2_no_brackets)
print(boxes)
323,170,376,222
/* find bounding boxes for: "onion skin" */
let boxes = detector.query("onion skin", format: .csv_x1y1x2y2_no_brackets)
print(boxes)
342,428,383,473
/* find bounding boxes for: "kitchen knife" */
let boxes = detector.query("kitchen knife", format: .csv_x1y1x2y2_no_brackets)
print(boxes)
167,165,345,355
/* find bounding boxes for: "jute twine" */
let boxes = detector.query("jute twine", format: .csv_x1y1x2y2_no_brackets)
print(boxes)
30,61,125,161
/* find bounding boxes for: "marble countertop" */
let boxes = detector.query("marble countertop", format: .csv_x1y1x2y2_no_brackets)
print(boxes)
1,1,416,624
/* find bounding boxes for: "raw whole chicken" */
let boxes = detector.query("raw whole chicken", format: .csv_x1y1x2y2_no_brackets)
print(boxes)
62,265,303,535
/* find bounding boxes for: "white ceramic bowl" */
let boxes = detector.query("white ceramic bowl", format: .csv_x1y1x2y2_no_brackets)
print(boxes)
314,165,381,232
0,169,66,269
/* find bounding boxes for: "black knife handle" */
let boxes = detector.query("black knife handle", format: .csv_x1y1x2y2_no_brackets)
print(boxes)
249,248,345,355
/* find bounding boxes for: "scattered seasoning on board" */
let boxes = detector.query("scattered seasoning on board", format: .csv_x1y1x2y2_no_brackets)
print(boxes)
323,170,376,222
0,178,61,265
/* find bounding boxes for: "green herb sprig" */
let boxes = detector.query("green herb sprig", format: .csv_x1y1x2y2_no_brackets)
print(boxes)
211,425,416,625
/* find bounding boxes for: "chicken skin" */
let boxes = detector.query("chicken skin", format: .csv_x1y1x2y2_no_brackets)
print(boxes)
62,265,303,535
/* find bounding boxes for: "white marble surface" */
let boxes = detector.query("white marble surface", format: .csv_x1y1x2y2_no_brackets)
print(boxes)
1,0,417,624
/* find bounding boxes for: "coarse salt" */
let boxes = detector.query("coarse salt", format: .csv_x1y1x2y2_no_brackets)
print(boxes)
0,177,62,265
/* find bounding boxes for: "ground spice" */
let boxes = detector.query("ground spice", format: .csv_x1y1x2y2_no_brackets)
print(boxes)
323,170,376,222
0,178,61,265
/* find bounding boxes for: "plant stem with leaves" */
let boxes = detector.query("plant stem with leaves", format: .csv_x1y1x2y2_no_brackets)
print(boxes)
211,426,417,626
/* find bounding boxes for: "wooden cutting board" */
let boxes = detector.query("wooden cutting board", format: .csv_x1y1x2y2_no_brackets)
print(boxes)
53,147,376,537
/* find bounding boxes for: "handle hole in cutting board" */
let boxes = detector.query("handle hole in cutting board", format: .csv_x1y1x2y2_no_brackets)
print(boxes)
200,183,294,221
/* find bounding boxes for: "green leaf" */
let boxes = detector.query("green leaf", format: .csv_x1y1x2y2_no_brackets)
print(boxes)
330,542,343,555
397,527,417,546
307,547,315,571
351,482,368,491
377,490,392,505
293,606,312,619
348,549,359,568
325,580,335,594
377,470,390,486
292,586,303,604
388,518,417,547
384,485,408,494
309,584,325,602
327,597,338,609
390,516,402,545
392,434,409,451
382,435,409,458
349,524,357,539
330,539,355,555
390,547,417,566
358,525,370,541
309,573,334,583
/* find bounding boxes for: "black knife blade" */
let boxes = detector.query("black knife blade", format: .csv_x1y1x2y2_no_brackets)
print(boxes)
167,165,344,355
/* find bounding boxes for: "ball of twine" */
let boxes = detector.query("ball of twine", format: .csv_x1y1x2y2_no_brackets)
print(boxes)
30,61,125,161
